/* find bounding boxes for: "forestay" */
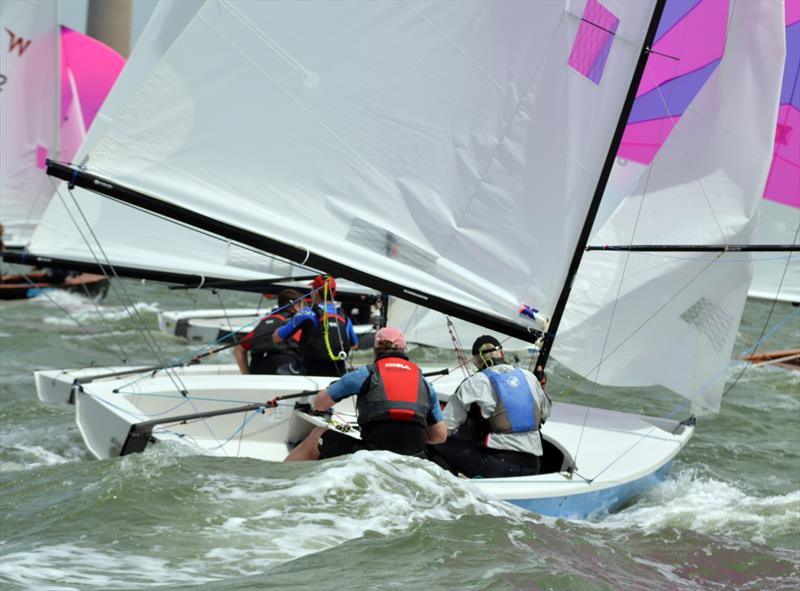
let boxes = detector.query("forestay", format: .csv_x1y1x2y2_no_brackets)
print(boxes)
554,0,786,413
47,0,657,336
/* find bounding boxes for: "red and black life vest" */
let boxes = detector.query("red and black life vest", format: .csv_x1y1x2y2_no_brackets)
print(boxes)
357,353,430,427
249,312,300,356
301,305,352,362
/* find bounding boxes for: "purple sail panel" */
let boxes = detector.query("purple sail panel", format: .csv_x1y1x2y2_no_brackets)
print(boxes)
763,5,800,208
618,0,728,163
568,0,619,85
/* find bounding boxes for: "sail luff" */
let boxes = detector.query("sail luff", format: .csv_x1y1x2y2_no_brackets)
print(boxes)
535,0,667,371
45,160,543,343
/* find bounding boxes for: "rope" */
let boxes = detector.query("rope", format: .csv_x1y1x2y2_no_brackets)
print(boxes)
721,223,800,398
18,274,128,364
320,277,347,364
57,182,190,396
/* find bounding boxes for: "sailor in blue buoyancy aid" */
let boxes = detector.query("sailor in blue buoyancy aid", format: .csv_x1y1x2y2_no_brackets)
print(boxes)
429,335,551,478
273,275,358,377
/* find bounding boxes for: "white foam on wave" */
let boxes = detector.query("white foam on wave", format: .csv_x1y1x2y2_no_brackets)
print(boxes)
0,542,216,590
41,293,160,325
600,468,800,544
186,451,527,574
0,425,88,471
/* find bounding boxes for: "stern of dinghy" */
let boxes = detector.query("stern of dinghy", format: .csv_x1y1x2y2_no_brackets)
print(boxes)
73,374,340,461
470,402,695,519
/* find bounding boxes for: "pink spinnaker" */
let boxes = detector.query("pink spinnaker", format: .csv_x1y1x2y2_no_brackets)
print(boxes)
58,26,125,163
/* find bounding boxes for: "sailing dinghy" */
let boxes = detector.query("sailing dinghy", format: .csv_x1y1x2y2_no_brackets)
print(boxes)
0,0,123,299
30,0,789,518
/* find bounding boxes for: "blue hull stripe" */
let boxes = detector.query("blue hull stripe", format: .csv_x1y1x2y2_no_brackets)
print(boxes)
508,461,674,519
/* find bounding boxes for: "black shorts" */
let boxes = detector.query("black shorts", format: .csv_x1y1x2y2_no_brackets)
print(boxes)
318,420,428,459
428,437,540,478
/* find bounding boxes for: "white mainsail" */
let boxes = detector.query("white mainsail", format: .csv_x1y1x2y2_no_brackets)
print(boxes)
0,0,60,247
554,0,786,413
46,0,657,336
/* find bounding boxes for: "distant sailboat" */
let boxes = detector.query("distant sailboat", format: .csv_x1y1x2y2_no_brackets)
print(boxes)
27,0,788,518
0,0,123,299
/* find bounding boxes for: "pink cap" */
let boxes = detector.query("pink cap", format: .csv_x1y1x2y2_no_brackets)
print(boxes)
374,326,407,350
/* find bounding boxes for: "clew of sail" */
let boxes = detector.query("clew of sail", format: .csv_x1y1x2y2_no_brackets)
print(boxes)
46,0,658,338
554,0,786,413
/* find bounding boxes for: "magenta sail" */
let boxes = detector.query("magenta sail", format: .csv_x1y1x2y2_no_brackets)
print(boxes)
618,0,728,164
763,3,799,208
58,26,125,163
567,0,619,85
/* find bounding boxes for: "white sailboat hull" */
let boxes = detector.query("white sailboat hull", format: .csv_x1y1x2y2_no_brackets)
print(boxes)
66,370,693,519
157,308,375,346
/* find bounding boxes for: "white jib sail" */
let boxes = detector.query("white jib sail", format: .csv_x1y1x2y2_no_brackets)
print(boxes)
748,199,800,303
554,0,787,414
57,0,657,335
0,0,60,248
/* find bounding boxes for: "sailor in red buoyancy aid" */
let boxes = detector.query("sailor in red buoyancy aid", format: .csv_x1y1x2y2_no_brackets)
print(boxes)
234,289,304,375
285,327,447,461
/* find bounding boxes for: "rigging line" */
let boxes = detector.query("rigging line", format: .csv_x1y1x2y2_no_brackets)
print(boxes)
112,294,305,391
55,182,165,358
586,309,800,484
214,289,235,334
18,274,127,364
62,185,190,396
735,307,800,359
445,317,471,379
61,186,187,395
568,151,661,465
63,178,318,279
645,40,728,245
722,223,800,399
49,182,132,361
575,252,725,385
158,407,265,454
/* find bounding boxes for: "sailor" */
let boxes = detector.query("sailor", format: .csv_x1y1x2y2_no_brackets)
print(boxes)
285,326,447,461
428,335,551,478
273,275,358,377
234,289,304,375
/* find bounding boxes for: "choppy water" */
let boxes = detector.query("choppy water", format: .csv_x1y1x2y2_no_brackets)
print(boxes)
1,279,798,590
